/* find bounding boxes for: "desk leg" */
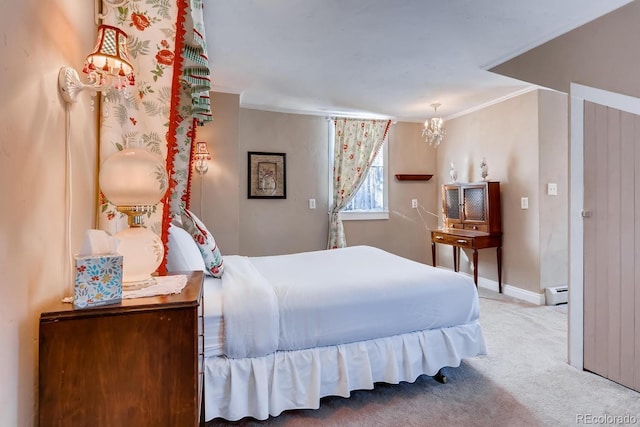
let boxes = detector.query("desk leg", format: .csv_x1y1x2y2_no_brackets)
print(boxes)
497,246,502,293
453,246,458,272
431,242,437,267
472,249,478,287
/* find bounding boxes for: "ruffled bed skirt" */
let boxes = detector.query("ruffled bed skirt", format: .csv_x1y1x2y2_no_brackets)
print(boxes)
204,320,487,421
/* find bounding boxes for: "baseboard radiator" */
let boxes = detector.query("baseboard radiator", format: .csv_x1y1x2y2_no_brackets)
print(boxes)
545,286,568,305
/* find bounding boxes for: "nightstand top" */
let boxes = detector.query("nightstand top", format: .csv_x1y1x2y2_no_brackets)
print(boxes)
41,270,204,321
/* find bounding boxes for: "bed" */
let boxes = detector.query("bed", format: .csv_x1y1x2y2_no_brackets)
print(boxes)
166,222,487,422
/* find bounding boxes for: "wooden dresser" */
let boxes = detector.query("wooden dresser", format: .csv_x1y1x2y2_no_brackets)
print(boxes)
431,181,503,292
39,271,204,427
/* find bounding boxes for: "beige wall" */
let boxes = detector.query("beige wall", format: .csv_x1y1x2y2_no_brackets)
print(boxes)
238,109,329,256
538,90,569,288
490,1,640,293
198,99,439,263
435,89,568,294
436,90,545,293
0,2,97,425
343,121,438,264
203,91,568,293
0,2,590,425
190,92,241,255
491,1,640,99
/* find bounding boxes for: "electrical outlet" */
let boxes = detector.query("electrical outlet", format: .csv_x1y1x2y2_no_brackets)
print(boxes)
547,183,558,196
309,198,316,209
521,197,529,209
411,199,418,209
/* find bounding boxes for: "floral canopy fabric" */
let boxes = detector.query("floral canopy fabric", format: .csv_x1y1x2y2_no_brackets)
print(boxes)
98,0,212,272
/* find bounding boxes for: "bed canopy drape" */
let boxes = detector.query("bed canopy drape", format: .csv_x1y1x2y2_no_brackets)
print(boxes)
97,0,212,271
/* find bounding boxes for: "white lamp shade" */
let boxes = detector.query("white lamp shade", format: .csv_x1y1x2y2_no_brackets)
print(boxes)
115,226,164,284
100,148,168,206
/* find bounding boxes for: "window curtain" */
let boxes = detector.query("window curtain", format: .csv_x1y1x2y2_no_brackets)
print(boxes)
328,118,391,249
98,0,212,272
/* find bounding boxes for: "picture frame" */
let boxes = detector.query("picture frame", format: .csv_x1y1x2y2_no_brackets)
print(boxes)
248,151,286,199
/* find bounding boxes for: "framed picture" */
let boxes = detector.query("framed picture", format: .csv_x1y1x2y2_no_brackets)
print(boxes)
248,151,286,199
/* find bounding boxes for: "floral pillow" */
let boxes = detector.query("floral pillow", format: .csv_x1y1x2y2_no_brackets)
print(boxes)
180,208,224,278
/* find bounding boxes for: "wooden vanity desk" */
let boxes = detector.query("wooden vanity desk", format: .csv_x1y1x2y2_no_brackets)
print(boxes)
431,181,503,292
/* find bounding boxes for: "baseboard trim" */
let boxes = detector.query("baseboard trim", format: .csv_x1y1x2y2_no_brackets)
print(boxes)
477,276,545,305
436,267,545,305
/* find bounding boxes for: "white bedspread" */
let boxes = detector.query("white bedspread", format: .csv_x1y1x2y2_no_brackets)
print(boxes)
222,246,480,358
221,255,279,358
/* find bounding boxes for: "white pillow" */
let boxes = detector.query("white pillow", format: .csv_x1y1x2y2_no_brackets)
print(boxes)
166,223,207,273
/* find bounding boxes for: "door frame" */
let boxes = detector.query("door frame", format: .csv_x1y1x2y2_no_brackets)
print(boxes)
569,83,640,369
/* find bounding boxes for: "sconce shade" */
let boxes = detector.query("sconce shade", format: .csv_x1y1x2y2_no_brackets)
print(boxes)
193,141,211,175
84,25,134,79
58,25,135,103
99,148,168,207
195,142,211,158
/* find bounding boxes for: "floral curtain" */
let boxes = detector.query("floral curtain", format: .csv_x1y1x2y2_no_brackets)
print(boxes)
328,118,391,249
98,0,212,272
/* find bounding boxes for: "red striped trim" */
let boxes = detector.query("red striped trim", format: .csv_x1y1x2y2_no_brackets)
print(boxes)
160,0,190,274
382,119,391,141
185,117,198,211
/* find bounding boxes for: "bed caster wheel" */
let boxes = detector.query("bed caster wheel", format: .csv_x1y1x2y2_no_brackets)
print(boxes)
434,369,448,384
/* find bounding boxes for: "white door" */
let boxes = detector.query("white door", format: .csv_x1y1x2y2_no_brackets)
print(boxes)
570,84,640,391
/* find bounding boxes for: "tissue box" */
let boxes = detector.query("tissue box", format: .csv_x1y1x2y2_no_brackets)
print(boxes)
74,255,123,309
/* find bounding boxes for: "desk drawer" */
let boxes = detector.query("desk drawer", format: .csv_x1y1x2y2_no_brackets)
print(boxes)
432,233,473,248
464,224,488,232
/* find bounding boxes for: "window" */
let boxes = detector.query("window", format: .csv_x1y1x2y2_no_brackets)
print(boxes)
328,124,389,221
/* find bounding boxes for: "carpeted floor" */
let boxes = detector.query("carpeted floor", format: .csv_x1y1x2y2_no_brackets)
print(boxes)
206,289,640,427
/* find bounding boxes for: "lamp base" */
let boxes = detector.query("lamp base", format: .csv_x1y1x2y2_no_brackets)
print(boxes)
114,225,164,287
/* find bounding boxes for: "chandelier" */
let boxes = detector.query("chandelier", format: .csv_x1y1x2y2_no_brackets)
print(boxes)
422,103,446,147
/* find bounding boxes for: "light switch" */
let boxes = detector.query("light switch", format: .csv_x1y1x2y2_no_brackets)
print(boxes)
309,198,316,209
547,183,558,196
521,197,529,209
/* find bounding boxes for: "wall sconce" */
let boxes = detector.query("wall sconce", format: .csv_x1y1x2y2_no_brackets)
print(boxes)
99,142,168,289
193,142,212,175
59,24,135,104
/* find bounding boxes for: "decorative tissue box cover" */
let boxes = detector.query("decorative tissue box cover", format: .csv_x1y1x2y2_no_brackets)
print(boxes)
74,255,123,309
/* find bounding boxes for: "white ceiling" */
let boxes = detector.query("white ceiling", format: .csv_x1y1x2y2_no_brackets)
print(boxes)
203,0,631,122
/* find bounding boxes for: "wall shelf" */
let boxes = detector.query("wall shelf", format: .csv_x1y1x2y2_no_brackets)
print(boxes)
394,174,433,181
